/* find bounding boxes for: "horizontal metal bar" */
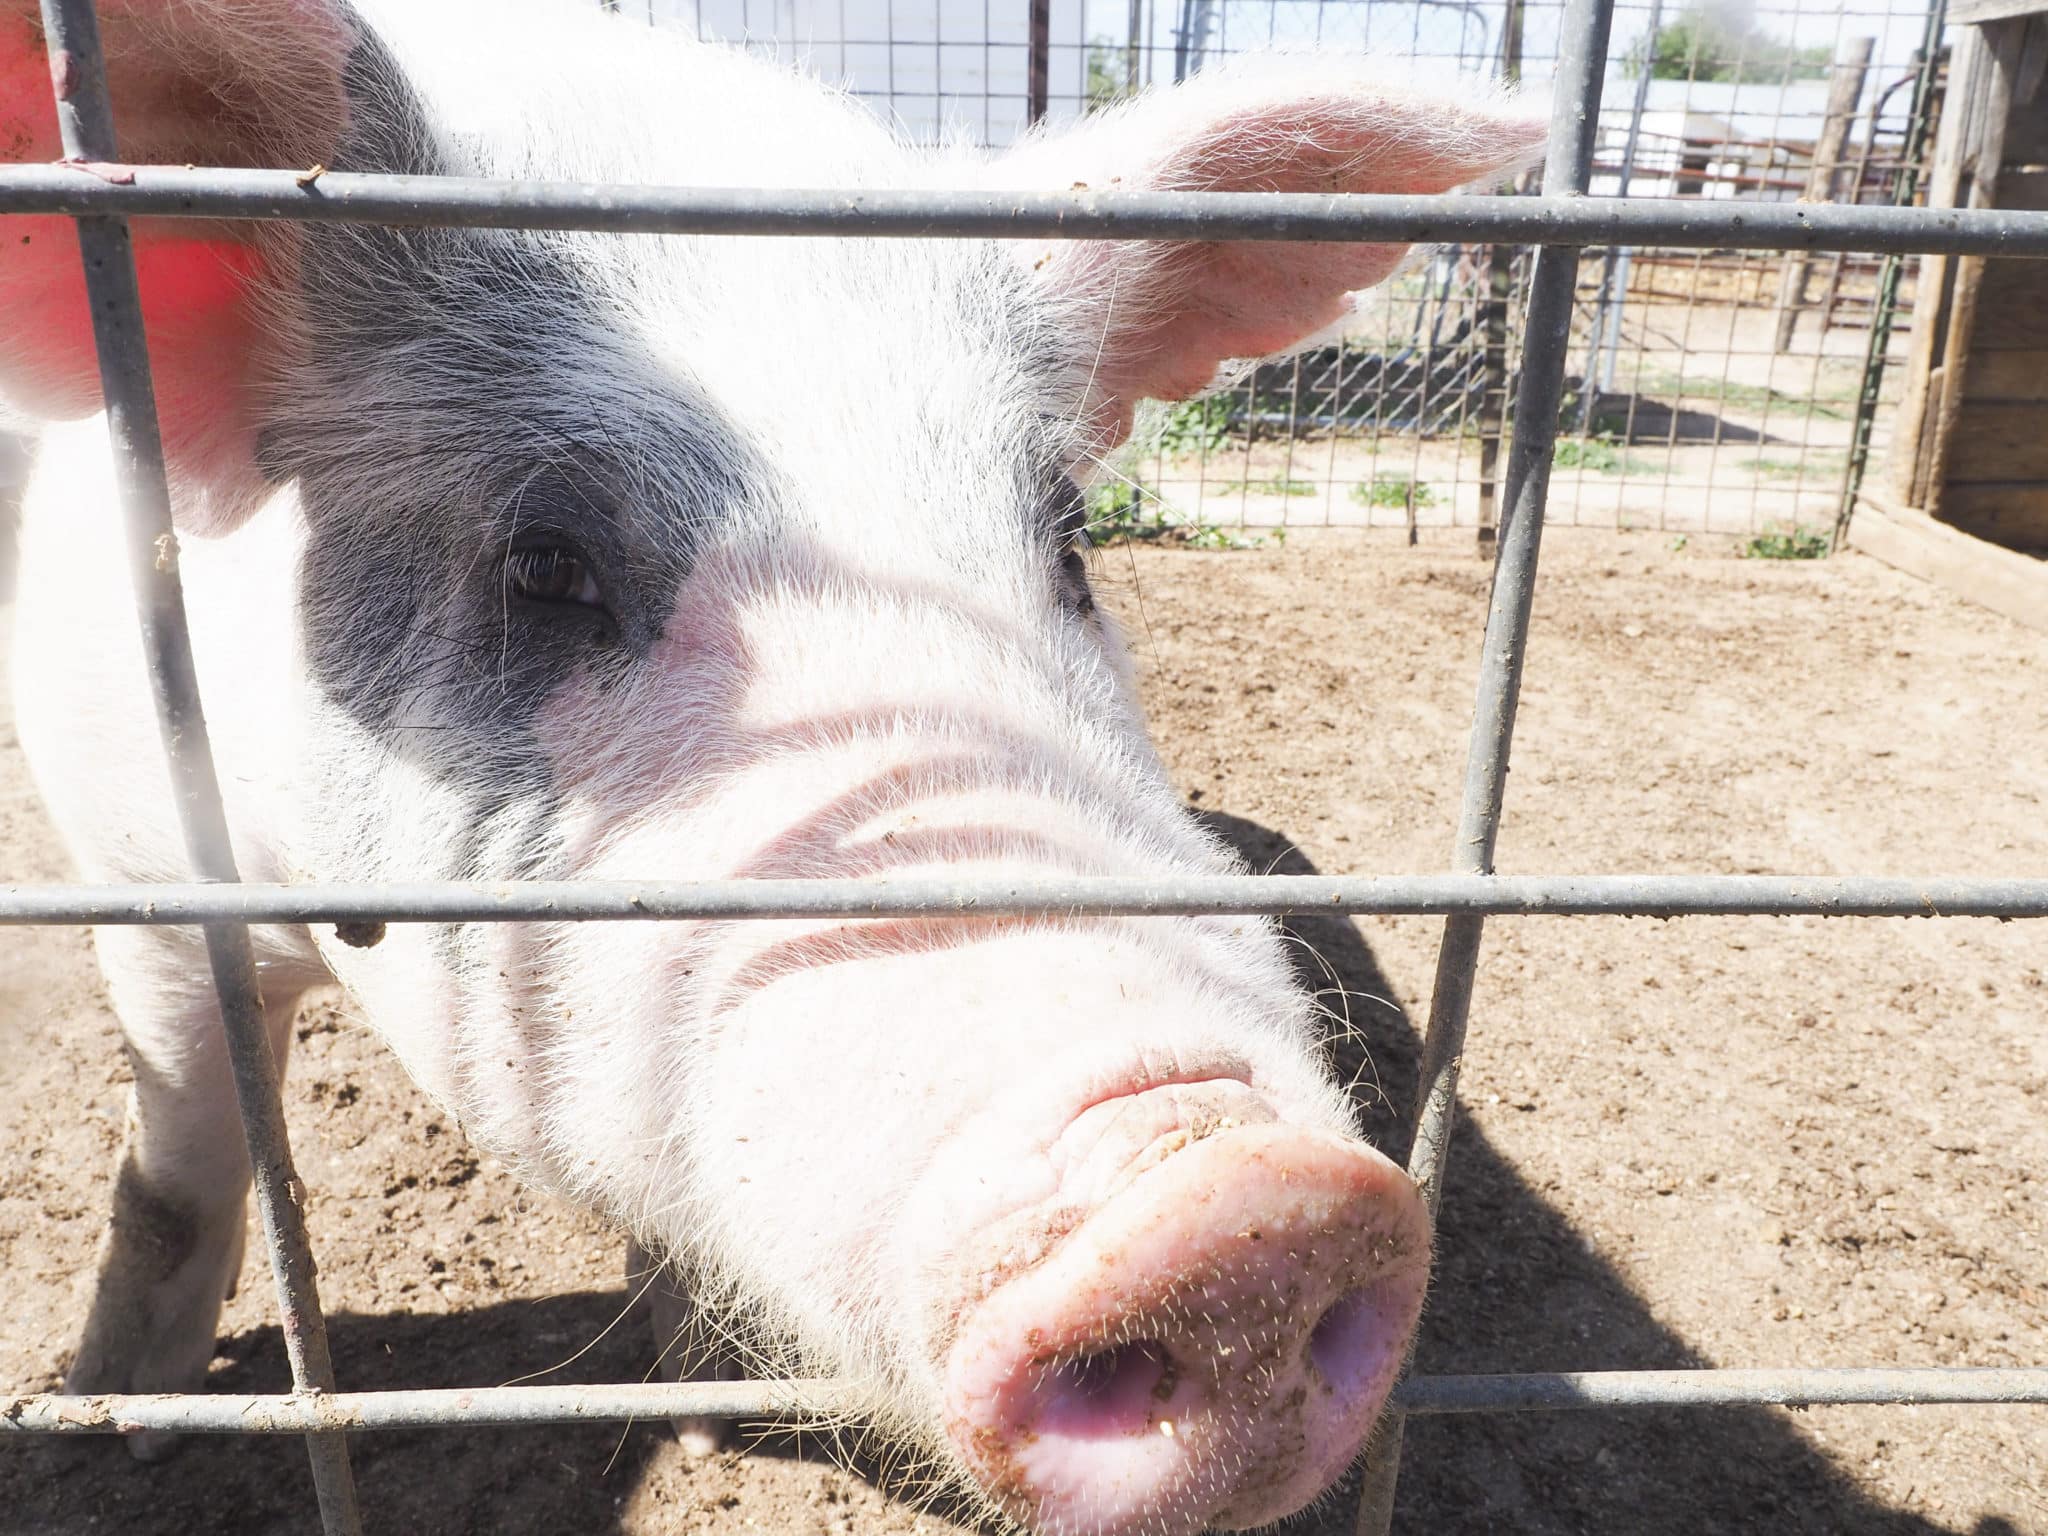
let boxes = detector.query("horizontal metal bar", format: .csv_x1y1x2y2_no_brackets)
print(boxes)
7,1369,2043,1436
0,1381,858,1435
3,169,2047,256
0,874,2044,926
1397,1368,2048,1413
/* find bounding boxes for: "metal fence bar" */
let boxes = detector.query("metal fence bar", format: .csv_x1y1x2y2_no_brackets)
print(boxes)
1357,0,1615,1526
8,1368,2047,1437
4,874,2046,926
32,2,360,1530
5,170,2048,255
1396,1369,2048,1414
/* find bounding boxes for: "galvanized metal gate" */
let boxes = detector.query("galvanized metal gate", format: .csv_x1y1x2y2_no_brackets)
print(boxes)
2,0,2046,1531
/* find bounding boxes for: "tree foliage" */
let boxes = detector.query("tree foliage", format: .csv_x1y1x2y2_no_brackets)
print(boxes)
1085,37,1135,111
1631,6,1833,83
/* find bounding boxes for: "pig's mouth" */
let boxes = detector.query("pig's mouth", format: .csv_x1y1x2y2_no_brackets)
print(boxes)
939,1082,1431,1536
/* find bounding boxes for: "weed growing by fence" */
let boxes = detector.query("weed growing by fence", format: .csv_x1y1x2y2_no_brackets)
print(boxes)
1084,480,1267,550
1554,436,1626,473
1742,523,1832,559
1153,398,1235,457
1352,473,1439,509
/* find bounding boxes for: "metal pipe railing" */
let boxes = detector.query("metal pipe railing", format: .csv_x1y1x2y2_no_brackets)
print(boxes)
7,1368,2045,1437
1,874,2044,925
2,169,2048,256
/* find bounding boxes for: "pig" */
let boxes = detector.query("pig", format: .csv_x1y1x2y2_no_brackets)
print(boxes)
0,2,1541,1531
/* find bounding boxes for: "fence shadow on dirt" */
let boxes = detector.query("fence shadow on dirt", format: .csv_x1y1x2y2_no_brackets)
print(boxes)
1583,390,1791,449
1204,811,1991,1536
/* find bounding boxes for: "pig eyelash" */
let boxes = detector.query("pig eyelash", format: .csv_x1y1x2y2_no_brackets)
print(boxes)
504,539,608,613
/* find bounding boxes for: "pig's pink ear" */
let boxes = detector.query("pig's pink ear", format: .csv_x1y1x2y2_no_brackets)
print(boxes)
1000,58,1546,450
0,1,352,532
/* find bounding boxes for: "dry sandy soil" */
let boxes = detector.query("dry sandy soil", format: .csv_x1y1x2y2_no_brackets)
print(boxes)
1,521,2044,1535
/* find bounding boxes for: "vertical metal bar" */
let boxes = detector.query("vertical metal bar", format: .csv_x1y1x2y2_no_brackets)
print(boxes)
1355,0,1615,1527
1027,0,1050,124
1474,0,1525,552
34,3,362,1531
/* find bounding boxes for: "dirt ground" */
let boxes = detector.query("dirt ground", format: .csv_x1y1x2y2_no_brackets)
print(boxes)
2,523,2044,1536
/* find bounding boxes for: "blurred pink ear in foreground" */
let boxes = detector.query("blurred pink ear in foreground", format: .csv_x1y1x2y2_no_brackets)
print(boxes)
0,0,352,533
1001,57,1547,449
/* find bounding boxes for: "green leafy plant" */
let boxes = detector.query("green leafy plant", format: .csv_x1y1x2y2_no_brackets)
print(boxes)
1350,473,1439,509
1084,36,1135,111
1082,479,1265,550
1742,522,1831,560
1154,397,1235,457
1553,435,1625,473
1084,480,1152,543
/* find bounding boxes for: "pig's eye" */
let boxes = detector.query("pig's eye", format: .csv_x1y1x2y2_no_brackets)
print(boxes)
1048,479,1097,619
1059,538,1095,618
504,541,605,610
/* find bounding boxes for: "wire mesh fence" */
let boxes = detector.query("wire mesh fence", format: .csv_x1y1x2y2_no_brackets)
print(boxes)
646,0,1948,542
1,0,2046,1533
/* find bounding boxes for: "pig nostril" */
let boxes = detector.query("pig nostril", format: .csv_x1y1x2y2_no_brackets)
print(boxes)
1307,1284,1403,1411
1035,1340,1172,1439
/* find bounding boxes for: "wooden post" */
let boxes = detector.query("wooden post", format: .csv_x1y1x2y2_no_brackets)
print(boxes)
1884,25,1998,505
1918,17,2024,514
1773,36,1876,351
1814,80,1894,337
1027,0,1050,125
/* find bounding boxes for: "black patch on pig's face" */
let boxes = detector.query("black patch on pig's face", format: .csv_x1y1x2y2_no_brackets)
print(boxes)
274,31,759,885
271,20,1117,915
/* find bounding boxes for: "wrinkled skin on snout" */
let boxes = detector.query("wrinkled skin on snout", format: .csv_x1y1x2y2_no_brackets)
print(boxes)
1,2,1539,1530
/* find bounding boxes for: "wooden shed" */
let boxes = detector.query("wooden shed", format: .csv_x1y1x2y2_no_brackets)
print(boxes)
1853,1,2048,629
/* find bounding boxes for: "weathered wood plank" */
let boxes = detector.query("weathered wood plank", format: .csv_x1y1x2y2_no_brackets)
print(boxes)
1972,261,2048,350
2000,169,2048,210
1941,484,2048,551
1962,350,2048,400
1850,496,2048,632
1923,20,2031,514
1949,402,2048,479
1949,0,2048,25
1884,29,1997,504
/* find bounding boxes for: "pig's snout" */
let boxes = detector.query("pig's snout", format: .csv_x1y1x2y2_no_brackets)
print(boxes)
942,1104,1430,1535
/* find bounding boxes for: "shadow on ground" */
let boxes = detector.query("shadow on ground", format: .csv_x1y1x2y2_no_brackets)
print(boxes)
1,813,2004,1536
1208,813,1989,1536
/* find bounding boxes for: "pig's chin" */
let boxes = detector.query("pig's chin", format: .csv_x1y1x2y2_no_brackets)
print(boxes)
937,1087,1431,1536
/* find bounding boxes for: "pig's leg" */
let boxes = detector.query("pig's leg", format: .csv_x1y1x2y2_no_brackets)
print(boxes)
66,927,309,1462
626,1238,743,1456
